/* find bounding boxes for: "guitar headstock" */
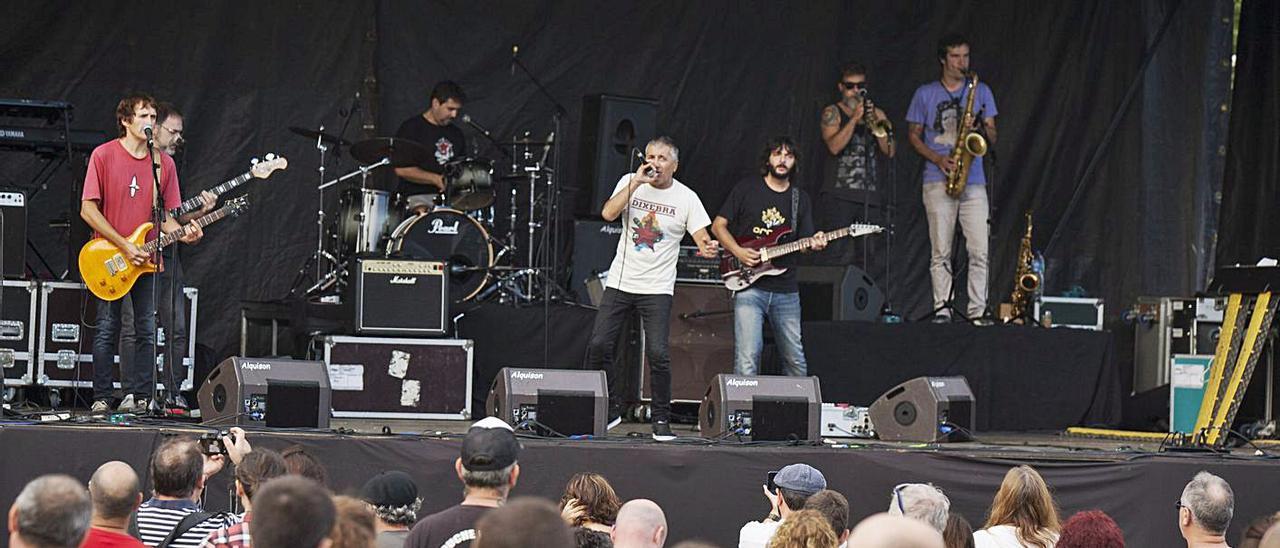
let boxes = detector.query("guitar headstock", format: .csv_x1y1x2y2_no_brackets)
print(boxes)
847,222,885,236
250,154,288,178
224,195,251,216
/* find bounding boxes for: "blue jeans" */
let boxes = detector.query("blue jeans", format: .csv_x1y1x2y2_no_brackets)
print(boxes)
733,288,807,376
92,273,157,401
120,248,188,395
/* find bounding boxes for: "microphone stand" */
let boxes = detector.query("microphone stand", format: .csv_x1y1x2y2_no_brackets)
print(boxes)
146,131,164,415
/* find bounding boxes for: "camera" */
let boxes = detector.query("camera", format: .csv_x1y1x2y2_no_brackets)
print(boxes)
198,430,236,455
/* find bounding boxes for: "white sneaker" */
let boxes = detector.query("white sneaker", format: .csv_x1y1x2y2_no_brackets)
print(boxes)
90,400,111,414
652,421,676,442
116,394,135,413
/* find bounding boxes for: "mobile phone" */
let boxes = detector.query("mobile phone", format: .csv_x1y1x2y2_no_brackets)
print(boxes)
766,471,778,494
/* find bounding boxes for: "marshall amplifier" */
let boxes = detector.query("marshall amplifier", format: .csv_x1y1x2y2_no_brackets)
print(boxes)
699,374,822,441
197,357,331,428
349,258,447,335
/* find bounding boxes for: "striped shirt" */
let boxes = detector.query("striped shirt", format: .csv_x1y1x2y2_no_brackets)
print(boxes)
136,499,238,548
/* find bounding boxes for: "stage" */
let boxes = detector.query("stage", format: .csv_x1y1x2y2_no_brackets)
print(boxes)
2,417,1277,547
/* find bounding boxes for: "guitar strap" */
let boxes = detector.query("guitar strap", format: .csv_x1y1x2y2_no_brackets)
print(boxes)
790,187,798,235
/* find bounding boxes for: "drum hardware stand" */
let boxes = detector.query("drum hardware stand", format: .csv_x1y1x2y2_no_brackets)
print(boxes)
293,158,391,298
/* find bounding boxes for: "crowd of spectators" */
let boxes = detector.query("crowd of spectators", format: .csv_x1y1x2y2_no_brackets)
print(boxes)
5,418,1270,548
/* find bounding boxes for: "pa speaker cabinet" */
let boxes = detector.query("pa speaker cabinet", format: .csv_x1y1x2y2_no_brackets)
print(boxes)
578,94,659,217
796,265,884,322
319,336,473,420
349,258,447,335
197,357,331,428
698,374,822,441
639,283,735,402
2,280,38,386
869,376,975,442
486,367,607,437
570,220,622,304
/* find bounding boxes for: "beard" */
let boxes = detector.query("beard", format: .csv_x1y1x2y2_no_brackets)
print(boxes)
769,164,792,180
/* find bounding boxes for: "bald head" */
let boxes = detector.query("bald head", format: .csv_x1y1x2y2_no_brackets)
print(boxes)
89,461,141,521
612,499,668,548
847,513,945,548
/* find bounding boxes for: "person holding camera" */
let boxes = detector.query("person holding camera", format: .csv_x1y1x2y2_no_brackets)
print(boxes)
737,463,828,548
134,428,250,547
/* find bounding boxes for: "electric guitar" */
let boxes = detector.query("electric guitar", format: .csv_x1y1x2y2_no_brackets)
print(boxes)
79,196,250,301
720,223,884,291
170,155,286,217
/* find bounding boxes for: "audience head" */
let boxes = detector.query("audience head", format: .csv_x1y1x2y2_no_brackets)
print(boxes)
887,483,950,533
766,509,837,548
474,497,574,548
282,445,329,486
1057,510,1124,548
611,499,668,548
560,472,622,527
457,417,522,495
942,513,975,548
773,464,827,515
1261,523,1280,548
235,449,288,508
330,495,377,548
87,461,141,524
1179,470,1234,538
847,513,945,548
1243,512,1280,548
804,490,849,544
252,476,336,548
573,527,613,548
8,474,92,548
359,470,421,527
984,465,1060,548
150,437,204,499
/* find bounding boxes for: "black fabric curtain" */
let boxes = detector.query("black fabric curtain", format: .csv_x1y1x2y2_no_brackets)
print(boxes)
1216,0,1280,267
0,1,1233,372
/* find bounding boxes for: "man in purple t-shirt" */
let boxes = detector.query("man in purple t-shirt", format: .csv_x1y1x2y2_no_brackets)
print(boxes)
906,33,999,323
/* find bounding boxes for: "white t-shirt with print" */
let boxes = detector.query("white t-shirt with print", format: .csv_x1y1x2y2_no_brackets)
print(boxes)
604,174,711,295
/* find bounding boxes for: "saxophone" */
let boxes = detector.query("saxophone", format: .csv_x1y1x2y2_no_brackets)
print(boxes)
944,71,988,198
1009,211,1040,320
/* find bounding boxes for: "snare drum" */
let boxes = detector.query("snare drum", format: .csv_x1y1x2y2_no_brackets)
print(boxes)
444,158,495,212
386,209,495,302
337,188,398,255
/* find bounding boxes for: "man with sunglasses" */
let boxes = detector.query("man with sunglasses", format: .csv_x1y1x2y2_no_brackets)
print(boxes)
819,62,894,275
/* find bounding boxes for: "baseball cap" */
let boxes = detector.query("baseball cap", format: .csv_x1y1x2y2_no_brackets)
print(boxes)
461,417,520,471
774,463,827,496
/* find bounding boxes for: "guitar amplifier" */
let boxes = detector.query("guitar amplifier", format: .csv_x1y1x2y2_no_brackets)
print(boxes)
349,258,447,335
675,246,721,284
2,279,38,386
0,190,26,279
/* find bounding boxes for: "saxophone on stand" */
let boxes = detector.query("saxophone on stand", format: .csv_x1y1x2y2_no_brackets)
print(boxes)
1004,211,1043,323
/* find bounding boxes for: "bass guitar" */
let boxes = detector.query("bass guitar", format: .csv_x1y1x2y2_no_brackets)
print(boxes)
720,223,884,291
79,196,250,301
170,154,285,217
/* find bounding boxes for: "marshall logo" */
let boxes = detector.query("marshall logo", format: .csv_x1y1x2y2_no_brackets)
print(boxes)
511,371,545,381
727,378,759,388
240,361,272,371
390,276,418,285
428,218,460,234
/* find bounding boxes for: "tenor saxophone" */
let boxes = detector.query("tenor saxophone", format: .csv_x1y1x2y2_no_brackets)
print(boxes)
1009,211,1040,320
944,72,988,198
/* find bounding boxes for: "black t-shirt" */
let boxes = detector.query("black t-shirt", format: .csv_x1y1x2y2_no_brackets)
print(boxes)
404,504,491,548
394,114,467,198
717,176,814,293
822,104,882,205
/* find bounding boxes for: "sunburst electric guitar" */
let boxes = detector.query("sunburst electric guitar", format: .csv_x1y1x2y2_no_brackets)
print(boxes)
720,223,884,291
79,196,250,301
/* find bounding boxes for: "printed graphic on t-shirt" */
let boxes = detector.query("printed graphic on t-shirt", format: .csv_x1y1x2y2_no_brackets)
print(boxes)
632,210,664,251
932,98,962,147
835,130,877,192
129,175,139,197
434,137,456,165
755,206,785,236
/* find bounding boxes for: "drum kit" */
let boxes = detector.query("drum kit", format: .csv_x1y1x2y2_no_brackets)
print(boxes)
287,125,562,306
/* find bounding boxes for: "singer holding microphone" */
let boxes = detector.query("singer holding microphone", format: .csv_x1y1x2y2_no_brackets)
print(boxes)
587,136,719,442
79,93,203,414
393,80,467,214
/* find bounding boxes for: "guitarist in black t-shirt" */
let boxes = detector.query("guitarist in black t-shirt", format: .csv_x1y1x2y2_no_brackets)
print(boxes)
711,137,826,377
394,81,467,213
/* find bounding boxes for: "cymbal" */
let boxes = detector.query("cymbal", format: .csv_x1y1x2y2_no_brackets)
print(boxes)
288,126,351,146
495,139,554,147
350,137,431,167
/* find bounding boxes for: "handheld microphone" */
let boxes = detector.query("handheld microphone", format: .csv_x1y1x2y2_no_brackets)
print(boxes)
634,150,656,177
461,114,492,137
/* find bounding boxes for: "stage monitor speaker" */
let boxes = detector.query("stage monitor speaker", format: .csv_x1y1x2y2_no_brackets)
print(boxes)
698,374,821,441
868,376,974,442
197,357,331,428
486,367,608,437
640,283,735,402
578,94,659,217
571,220,623,304
796,265,884,322
0,190,27,279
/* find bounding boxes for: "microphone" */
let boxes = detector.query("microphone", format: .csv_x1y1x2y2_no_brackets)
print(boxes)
461,114,491,137
143,125,154,146
511,45,518,76
634,150,656,177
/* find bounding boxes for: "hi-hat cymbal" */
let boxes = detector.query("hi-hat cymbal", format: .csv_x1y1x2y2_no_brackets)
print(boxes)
350,137,431,167
288,126,351,146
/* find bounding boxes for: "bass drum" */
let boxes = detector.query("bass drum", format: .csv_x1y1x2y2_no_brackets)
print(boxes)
387,209,494,302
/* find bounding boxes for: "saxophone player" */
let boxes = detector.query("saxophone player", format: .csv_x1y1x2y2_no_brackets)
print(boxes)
906,33,998,324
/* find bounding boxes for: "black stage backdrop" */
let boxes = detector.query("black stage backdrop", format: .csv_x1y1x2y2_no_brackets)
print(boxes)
1217,0,1280,266
0,2,1234,379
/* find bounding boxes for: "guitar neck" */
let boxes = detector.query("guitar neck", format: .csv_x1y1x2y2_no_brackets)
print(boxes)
140,205,235,253
765,226,853,261
170,171,250,217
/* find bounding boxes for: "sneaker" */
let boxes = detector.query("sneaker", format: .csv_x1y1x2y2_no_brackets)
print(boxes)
90,400,111,414
607,415,623,430
133,397,152,415
972,317,995,327
166,394,190,411
116,394,136,413
931,311,952,324
607,403,624,431
652,421,676,442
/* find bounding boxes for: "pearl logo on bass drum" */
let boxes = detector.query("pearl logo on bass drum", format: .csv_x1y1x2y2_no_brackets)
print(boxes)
428,218,460,234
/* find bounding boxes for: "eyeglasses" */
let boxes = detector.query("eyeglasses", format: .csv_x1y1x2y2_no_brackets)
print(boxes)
161,126,184,137
840,81,867,90
1175,499,1186,510
893,484,908,514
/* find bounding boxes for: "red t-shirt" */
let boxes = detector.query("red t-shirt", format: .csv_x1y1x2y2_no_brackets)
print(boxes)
80,527,147,548
82,139,181,242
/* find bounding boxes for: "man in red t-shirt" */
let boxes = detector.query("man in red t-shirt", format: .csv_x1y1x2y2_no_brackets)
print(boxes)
81,461,146,548
80,93,203,414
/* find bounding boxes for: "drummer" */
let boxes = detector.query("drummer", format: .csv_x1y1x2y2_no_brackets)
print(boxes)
393,80,467,214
